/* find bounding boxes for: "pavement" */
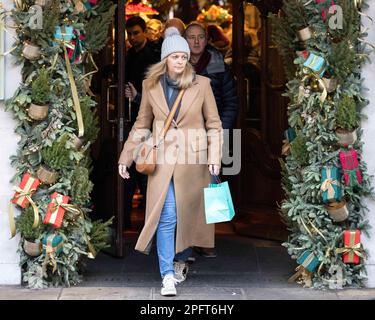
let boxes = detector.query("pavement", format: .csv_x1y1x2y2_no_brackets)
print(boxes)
1,226,375,300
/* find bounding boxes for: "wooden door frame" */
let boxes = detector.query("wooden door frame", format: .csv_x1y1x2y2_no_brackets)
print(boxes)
115,0,126,257
231,0,245,207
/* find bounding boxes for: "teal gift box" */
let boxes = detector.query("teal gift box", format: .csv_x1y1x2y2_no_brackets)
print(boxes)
321,166,342,203
53,25,74,46
303,53,326,77
204,180,235,224
42,234,63,255
297,250,319,273
284,128,296,143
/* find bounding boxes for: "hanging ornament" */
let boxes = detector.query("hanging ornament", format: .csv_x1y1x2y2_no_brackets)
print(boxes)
22,42,41,60
297,26,313,42
325,200,349,222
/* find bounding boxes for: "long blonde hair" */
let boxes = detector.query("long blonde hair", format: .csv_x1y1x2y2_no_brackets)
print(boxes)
145,58,195,89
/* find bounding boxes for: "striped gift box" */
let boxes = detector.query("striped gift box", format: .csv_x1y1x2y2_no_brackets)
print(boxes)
339,149,362,186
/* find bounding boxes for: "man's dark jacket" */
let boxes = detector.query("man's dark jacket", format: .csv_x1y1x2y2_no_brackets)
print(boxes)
125,40,160,122
197,47,238,130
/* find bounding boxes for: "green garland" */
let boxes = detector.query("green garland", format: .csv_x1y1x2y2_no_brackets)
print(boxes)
4,0,116,288
271,0,374,288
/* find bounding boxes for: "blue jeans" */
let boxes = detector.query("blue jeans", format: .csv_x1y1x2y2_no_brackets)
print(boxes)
156,179,192,278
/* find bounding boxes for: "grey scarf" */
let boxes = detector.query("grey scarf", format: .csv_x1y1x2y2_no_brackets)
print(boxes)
161,73,182,121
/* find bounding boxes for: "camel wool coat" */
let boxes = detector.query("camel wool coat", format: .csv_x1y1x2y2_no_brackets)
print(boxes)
118,74,223,254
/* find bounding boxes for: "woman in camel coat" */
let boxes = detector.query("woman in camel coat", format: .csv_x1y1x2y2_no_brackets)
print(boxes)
118,27,222,296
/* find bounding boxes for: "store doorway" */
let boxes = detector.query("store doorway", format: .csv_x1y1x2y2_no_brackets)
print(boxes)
90,0,289,259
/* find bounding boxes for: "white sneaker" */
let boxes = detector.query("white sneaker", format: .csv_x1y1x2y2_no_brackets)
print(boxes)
161,274,177,296
174,261,189,283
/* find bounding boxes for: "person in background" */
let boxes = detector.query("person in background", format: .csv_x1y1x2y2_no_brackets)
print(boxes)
206,24,231,56
126,17,186,102
119,27,223,296
125,16,161,110
184,21,238,259
163,18,186,37
146,18,164,44
124,16,160,228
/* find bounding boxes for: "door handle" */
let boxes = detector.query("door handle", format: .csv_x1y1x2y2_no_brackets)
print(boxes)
245,78,250,113
125,98,132,123
106,84,117,124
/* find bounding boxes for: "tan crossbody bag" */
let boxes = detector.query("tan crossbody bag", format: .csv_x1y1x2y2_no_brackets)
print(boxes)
135,89,185,175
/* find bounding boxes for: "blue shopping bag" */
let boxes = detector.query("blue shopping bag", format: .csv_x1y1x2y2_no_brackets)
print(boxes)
204,176,235,224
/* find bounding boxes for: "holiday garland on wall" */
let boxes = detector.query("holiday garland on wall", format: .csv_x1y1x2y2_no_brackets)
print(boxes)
3,0,116,288
271,0,374,289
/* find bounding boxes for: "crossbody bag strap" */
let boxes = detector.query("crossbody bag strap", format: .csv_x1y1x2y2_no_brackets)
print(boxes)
158,89,186,140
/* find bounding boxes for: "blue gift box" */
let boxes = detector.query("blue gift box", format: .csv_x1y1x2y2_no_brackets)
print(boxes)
303,53,326,77
297,250,319,273
42,234,63,255
53,25,74,46
321,166,342,203
284,128,296,143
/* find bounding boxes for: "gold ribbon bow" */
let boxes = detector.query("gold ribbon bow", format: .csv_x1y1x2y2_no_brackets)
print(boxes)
301,73,327,104
9,187,39,238
52,202,96,259
62,45,84,137
13,0,27,10
321,170,340,201
281,139,291,156
299,216,327,242
42,235,63,276
79,53,99,97
354,0,362,9
48,194,69,225
55,27,85,137
0,6,17,56
336,243,363,262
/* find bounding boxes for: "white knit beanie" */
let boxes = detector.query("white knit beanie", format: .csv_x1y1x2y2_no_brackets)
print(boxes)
161,27,190,60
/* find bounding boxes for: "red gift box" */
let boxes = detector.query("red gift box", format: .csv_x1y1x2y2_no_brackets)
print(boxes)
11,173,40,208
339,149,362,186
43,192,70,228
343,230,361,264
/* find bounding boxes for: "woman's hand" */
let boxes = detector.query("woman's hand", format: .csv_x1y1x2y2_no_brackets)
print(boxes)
208,164,220,176
118,164,130,179
125,82,137,101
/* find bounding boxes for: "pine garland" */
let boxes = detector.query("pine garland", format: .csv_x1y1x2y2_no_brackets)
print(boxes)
4,0,116,288
272,0,374,288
